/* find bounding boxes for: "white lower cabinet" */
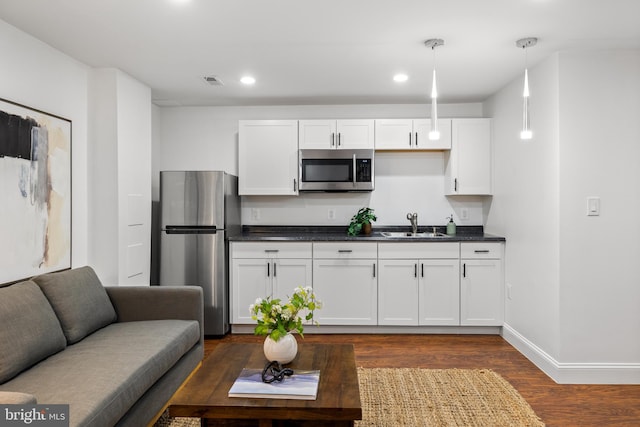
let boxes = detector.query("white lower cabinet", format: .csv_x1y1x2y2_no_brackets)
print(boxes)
230,240,505,329
230,242,312,324
378,243,460,326
312,242,378,325
460,243,504,326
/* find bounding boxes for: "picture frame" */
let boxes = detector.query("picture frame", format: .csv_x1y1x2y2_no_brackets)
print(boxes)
0,97,72,283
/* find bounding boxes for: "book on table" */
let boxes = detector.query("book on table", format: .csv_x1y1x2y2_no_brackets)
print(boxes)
228,368,320,400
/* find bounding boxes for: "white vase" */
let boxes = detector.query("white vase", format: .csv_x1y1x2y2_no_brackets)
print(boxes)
263,333,298,364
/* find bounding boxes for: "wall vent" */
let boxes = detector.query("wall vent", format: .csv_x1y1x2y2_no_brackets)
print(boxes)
203,75,224,86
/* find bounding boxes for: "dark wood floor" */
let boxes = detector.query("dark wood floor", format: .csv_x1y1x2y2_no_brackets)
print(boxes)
205,334,640,426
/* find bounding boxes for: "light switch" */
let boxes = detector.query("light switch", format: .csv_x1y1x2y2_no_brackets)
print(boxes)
587,197,600,216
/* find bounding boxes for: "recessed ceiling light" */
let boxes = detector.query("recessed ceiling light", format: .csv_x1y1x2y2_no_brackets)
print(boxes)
240,76,256,85
393,74,409,82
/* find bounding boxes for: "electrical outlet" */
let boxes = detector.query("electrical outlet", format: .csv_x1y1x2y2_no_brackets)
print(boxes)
251,208,261,221
328,209,336,220
461,208,469,220
507,283,513,300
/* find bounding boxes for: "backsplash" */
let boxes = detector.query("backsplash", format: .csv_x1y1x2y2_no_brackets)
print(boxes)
241,151,489,227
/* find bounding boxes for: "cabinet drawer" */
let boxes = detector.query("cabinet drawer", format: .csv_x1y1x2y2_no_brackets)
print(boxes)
460,242,503,259
378,242,459,259
313,242,377,259
231,242,312,259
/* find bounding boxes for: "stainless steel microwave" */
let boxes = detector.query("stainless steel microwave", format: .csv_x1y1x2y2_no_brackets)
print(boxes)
299,149,374,192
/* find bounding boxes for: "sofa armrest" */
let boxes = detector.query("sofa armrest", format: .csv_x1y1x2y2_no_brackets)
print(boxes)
105,286,204,345
0,391,37,404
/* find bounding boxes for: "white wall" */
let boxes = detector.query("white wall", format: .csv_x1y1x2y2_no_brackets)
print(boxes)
1,19,152,286
0,19,89,270
116,72,152,285
156,103,489,228
89,68,152,285
485,54,561,360
557,50,640,365
486,49,640,383
88,69,119,282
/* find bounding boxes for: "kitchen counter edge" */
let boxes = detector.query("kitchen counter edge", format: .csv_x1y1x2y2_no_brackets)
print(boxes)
228,226,505,243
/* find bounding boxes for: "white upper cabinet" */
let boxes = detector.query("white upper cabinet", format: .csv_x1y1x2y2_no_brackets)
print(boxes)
444,118,492,195
238,120,299,195
375,119,452,150
299,119,374,149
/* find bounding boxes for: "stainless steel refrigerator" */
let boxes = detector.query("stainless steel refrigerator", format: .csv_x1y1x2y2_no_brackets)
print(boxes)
159,171,240,336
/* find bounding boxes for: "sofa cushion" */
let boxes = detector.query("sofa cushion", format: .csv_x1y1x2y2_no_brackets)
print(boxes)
33,266,117,344
0,391,37,404
0,281,67,383
0,319,200,427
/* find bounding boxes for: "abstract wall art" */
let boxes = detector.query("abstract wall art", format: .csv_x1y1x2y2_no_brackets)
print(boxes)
0,98,71,283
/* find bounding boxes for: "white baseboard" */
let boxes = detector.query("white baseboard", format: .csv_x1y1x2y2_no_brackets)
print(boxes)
231,324,502,335
501,323,640,384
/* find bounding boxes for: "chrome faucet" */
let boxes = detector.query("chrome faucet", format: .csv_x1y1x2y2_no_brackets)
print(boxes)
406,212,418,234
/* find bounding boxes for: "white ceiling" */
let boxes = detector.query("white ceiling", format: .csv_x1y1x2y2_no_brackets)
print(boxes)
1,0,639,106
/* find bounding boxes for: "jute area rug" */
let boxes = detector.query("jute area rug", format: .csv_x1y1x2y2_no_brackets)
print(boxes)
156,367,545,427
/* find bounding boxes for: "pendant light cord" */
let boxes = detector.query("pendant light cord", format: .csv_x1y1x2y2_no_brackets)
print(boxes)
516,37,537,140
425,38,443,140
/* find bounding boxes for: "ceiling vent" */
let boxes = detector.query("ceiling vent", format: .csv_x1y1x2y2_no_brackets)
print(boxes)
203,75,224,86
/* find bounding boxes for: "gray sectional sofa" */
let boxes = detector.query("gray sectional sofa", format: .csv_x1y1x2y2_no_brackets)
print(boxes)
0,266,204,427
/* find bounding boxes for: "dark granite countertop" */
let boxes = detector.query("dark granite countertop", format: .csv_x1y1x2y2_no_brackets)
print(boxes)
228,226,505,242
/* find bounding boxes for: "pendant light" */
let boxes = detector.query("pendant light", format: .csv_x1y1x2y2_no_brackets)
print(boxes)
425,39,444,140
516,37,537,140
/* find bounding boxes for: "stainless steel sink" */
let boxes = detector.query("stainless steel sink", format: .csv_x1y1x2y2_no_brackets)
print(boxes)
380,231,451,238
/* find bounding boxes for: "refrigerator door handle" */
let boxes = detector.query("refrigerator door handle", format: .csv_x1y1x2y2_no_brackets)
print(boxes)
164,225,218,234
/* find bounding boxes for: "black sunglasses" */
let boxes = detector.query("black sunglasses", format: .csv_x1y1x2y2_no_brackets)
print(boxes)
261,361,294,383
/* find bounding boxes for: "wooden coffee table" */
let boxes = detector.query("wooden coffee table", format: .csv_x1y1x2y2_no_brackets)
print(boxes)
169,342,362,426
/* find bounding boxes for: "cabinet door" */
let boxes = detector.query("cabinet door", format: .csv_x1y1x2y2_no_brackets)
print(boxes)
375,119,451,150
312,259,377,325
374,119,413,150
272,258,313,302
460,259,503,326
231,258,270,323
298,120,337,149
336,120,375,149
413,119,452,150
378,259,419,325
419,259,460,325
238,120,299,195
445,118,492,195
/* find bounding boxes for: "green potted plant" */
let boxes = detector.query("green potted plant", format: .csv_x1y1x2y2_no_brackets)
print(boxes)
249,286,322,363
347,207,377,236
